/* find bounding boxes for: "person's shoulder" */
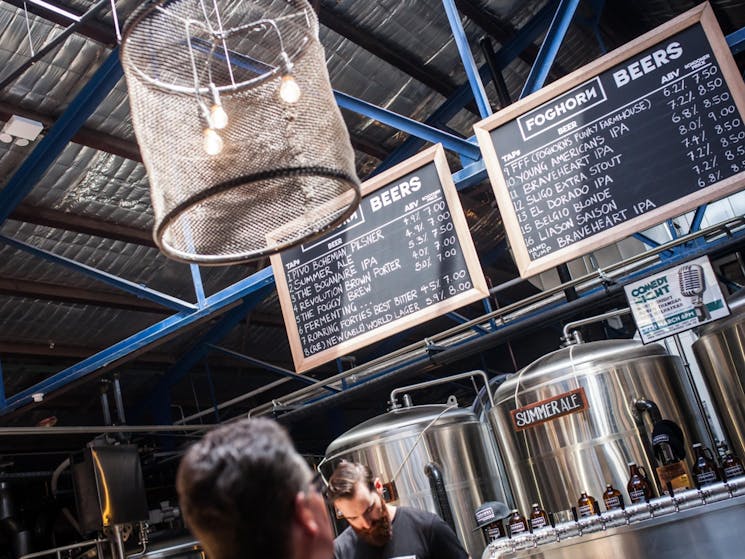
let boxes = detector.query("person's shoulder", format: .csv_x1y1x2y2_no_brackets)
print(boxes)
396,506,441,524
334,525,357,547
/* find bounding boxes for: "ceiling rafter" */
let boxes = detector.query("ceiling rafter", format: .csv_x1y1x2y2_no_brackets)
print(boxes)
10,204,155,246
0,0,116,45
454,0,568,79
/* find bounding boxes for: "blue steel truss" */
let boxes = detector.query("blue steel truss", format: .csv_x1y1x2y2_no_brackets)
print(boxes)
0,3,744,420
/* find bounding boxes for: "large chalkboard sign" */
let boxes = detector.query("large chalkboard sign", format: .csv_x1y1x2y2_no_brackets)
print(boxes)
475,4,745,277
271,145,488,372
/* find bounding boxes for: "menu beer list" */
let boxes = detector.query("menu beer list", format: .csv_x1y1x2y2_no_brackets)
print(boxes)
475,5,745,277
271,145,488,372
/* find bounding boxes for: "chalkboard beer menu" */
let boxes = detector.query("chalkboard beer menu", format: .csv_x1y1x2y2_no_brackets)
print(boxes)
475,4,745,277
271,145,488,372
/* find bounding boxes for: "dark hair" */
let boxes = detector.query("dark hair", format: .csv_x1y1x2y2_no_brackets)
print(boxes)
326,460,375,501
176,418,310,559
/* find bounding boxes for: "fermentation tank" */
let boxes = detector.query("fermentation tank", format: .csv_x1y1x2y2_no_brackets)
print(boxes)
692,288,745,461
323,400,509,558
489,339,709,515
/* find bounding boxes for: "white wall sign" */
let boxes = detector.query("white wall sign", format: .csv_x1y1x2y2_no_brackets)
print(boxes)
624,255,730,343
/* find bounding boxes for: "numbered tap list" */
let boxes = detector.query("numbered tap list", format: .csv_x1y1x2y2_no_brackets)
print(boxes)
489,23,745,262
279,161,476,359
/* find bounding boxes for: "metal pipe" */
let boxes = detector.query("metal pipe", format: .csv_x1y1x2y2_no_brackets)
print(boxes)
112,524,126,559
562,308,631,342
112,373,127,425
389,370,493,409
175,377,290,424
19,539,107,559
0,0,110,92
271,285,628,425
671,334,718,452
125,540,201,559
0,424,215,435
100,381,112,426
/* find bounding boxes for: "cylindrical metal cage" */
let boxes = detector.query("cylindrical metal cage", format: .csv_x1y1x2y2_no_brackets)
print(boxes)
120,0,360,264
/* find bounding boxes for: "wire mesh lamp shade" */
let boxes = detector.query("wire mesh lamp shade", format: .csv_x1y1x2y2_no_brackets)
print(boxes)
120,0,360,264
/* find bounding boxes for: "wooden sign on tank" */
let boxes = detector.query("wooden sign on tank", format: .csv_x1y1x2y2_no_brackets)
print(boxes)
271,144,488,372
475,3,745,277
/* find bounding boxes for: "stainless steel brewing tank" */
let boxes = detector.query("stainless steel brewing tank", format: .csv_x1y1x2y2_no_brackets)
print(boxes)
693,289,745,461
323,405,508,559
489,339,708,515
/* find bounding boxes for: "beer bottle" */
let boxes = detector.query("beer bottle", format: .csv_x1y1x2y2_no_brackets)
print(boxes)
721,450,745,480
626,462,653,503
482,519,505,542
691,443,721,487
506,509,529,536
654,438,691,493
602,483,624,511
528,503,550,530
577,492,599,518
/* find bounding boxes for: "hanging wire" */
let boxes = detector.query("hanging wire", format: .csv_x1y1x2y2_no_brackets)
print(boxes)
109,0,121,42
22,1,36,56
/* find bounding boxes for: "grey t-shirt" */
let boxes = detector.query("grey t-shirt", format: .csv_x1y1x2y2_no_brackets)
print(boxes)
333,506,469,559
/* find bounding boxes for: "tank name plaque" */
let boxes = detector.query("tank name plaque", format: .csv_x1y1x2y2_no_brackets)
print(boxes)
474,4,745,277
271,144,488,372
511,387,589,431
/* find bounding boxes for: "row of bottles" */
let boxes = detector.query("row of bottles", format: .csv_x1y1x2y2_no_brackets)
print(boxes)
656,442,745,493
482,445,745,543
476,503,553,540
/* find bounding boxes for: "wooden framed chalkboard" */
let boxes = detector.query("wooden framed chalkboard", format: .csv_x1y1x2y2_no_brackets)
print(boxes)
474,3,745,278
270,144,488,372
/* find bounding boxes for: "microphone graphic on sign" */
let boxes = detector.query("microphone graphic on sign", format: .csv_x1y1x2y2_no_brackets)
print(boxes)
678,264,710,322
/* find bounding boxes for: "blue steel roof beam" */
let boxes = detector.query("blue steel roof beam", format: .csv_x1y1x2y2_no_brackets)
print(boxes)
130,294,271,423
208,345,340,393
0,266,276,415
520,0,580,97
377,0,559,174
0,48,122,224
334,91,481,162
0,233,196,312
190,263,206,307
442,0,492,119
727,27,745,55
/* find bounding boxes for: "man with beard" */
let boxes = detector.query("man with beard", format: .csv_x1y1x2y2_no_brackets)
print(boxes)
327,460,469,559
176,417,334,559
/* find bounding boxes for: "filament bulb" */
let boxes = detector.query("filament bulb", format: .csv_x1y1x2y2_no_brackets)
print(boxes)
203,128,224,155
210,104,229,130
279,74,301,104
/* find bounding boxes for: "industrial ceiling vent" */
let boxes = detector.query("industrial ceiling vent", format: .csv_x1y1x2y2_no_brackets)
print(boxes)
120,0,360,264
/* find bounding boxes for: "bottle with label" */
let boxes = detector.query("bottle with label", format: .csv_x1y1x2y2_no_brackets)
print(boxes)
602,483,625,511
654,437,691,493
528,503,550,530
627,462,653,503
482,519,505,542
721,450,745,480
506,509,529,537
691,443,721,488
577,492,599,518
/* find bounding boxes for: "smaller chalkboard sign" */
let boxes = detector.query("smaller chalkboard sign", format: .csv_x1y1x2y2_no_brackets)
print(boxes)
474,3,745,278
271,145,488,372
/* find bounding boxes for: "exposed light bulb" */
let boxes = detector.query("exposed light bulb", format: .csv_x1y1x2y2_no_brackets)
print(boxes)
210,103,228,130
279,74,301,104
203,128,224,155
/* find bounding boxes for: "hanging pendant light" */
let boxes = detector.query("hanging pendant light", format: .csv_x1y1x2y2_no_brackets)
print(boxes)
120,0,360,264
